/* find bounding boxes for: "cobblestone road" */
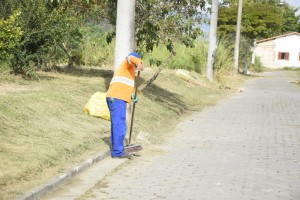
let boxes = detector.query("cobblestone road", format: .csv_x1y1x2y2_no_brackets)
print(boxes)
83,71,300,200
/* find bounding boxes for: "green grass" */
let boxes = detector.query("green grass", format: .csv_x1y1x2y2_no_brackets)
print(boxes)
282,67,300,71
0,69,112,199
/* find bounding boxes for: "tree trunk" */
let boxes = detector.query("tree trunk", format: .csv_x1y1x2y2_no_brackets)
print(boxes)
206,0,219,82
59,43,73,68
114,0,136,70
233,0,243,73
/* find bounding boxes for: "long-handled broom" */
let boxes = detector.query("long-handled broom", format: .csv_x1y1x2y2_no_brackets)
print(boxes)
125,71,143,154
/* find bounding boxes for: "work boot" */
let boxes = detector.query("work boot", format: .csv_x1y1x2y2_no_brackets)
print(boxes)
112,152,132,159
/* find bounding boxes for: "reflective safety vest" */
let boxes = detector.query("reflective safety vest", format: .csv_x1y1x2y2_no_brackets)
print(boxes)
106,56,142,103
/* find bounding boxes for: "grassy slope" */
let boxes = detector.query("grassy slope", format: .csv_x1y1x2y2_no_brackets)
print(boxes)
0,67,248,199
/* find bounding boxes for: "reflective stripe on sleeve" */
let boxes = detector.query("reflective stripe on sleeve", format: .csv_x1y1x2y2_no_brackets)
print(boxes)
127,56,133,65
110,76,134,87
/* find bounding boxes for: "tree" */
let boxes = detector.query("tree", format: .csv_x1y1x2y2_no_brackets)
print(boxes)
106,0,207,86
218,1,299,40
135,0,206,54
281,4,300,33
106,0,207,55
114,0,136,69
233,0,243,73
218,3,282,40
0,11,23,61
206,0,219,82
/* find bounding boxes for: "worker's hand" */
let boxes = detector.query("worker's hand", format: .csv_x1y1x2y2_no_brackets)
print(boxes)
131,93,138,103
136,63,143,71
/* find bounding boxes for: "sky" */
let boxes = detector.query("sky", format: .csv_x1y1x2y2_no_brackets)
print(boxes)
285,0,300,8
285,0,300,15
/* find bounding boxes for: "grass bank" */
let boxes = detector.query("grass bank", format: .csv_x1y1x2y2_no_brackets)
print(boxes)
0,66,249,199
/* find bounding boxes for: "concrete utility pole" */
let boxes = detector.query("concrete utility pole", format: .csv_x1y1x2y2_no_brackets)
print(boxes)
206,0,219,82
114,0,136,70
233,0,243,73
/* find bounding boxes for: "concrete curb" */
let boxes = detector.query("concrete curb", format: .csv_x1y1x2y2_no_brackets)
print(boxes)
16,150,111,200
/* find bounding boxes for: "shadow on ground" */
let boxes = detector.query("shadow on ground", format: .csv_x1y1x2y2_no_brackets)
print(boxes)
102,137,111,148
54,66,115,90
141,83,187,115
53,65,187,115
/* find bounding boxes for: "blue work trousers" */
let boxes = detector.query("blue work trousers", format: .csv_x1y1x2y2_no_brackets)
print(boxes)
106,97,127,157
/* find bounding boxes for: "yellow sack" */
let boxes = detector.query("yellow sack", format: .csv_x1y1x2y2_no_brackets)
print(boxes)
175,69,191,81
83,92,110,121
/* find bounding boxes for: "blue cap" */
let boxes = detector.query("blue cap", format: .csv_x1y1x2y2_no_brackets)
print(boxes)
128,52,140,59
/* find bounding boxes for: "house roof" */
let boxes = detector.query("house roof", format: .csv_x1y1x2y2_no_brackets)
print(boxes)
256,32,300,44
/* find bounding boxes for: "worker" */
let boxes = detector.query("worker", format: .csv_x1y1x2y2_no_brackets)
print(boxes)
106,52,143,159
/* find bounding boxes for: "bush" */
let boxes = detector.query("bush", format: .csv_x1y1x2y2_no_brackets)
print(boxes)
80,24,114,67
215,38,234,73
0,11,22,61
143,40,207,74
252,56,263,72
2,0,84,77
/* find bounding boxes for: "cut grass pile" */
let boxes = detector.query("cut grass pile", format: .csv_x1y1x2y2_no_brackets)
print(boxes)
0,66,248,199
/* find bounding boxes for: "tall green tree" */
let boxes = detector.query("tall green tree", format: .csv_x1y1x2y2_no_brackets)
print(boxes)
218,0,299,40
218,3,282,40
281,4,300,33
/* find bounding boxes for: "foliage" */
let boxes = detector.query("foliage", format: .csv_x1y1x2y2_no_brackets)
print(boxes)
0,11,22,61
218,3,281,40
252,56,263,72
46,0,116,24
218,1,299,41
215,37,235,73
143,40,207,73
143,37,234,78
80,24,114,66
1,0,209,78
105,0,207,55
168,42,207,73
0,0,16,18
0,0,83,77
281,4,300,33
218,0,299,74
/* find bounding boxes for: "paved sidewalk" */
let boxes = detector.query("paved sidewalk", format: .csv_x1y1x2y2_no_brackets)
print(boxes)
42,157,126,200
79,71,300,200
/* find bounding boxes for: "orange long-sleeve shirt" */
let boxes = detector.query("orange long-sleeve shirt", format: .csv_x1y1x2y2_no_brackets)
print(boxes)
106,56,142,103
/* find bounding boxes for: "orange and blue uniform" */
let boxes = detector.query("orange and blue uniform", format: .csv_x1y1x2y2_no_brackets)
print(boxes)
106,52,142,157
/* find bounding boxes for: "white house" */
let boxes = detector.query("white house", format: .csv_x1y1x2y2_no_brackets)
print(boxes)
253,32,300,68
